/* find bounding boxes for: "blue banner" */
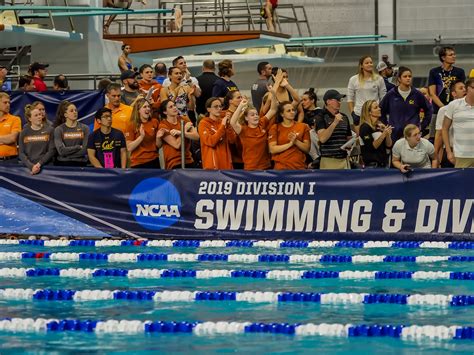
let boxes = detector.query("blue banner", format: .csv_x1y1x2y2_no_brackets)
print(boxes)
0,166,473,240
10,90,105,128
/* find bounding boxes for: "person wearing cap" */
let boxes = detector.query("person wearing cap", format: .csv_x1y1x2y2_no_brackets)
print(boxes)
377,61,396,93
94,83,132,134
0,65,12,92
120,70,140,106
315,90,352,169
29,62,49,92
0,92,21,163
87,107,127,169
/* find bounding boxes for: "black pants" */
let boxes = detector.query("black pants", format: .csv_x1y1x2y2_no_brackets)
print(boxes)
131,158,161,169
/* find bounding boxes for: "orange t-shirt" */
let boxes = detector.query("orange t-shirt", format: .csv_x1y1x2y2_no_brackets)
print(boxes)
221,109,242,164
94,103,132,133
0,113,21,157
124,118,159,167
198,116,233,170
139,79,162,112
268,122,310,170
239,116,272,170
159,116,194,169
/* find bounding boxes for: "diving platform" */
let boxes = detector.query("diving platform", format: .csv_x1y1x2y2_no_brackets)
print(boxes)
104,30,290,58
0,23,83,48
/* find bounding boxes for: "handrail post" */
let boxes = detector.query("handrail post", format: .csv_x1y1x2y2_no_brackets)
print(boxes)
45,0,56,30
63,0,76,32
180,119,186,169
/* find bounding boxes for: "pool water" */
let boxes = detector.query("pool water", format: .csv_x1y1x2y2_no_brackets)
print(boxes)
0,240,474,353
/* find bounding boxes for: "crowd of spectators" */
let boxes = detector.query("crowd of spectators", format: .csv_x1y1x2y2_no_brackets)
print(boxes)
0,46,473,173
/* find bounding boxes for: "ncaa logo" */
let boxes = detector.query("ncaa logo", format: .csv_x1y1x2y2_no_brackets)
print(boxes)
129,177,182,231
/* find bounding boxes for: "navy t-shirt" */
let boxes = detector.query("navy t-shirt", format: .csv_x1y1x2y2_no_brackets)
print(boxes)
212,78,238,98
428,66,465,113
87,128,125,168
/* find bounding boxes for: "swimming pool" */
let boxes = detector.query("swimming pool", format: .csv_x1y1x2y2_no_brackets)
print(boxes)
0,238,474,353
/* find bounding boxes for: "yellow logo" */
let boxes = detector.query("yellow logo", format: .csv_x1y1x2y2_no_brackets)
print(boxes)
409,99,415,105
102,141,115,150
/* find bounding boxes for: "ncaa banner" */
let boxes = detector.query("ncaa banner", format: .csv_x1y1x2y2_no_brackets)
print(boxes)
0,166,473,241
9,90,105,128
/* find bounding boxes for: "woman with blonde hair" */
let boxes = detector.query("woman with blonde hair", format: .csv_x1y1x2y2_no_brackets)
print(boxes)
392,124,437,173
124,97,165,169
347,56,386,127
19,105,55,174
359,99,393,168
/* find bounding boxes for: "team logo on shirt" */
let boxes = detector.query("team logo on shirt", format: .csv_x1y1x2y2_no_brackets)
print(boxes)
63,132,84,140
409,99,415,105
129,177,182,231
24,134,50,143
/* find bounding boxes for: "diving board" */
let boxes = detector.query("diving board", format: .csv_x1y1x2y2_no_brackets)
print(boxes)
287,39,411,48
106,30,291,58
0,24,83,48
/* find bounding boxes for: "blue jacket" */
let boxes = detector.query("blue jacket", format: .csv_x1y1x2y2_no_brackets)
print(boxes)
380,87,432,141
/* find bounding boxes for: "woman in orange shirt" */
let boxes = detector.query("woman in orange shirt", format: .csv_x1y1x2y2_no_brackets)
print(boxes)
222,90,244,169
138,64,161,118
198,97,236,170
158,99,199,169
124,97,165,169
229,91,278,170
268,101,310,170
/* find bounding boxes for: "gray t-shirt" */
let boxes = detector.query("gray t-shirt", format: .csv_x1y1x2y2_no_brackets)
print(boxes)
54,122,89,163
121,90,139,106
392,137,434,168
251,78,269,112
19,124,55,169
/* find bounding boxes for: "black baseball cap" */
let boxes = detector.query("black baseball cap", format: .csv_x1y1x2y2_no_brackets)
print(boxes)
120,70,138,81
30,62,49,73
323,89,346,102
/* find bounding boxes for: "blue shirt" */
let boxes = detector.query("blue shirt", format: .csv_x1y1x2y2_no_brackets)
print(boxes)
380,87,433,141
1,79,12,91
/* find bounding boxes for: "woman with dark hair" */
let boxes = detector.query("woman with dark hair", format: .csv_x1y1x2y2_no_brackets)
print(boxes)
124,97,164,169
379,66,432,142
359,99,393,168
298,88,322,127
260,68,299,116
222,90,244,169
117,43,133,72
347,55,386,126
158,99,199,169
53,100,89,166
198,97,236,169
268,101,310,170
230,89,277,170
138,64,162,117
19,105,55,174
160,66,196,117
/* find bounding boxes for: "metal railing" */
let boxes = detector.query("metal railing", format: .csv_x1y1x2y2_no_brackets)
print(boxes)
6,73,122,90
